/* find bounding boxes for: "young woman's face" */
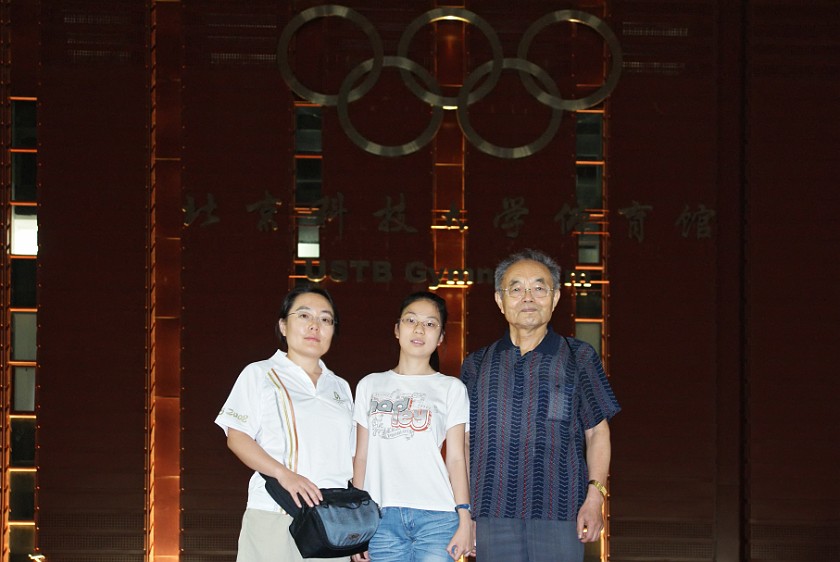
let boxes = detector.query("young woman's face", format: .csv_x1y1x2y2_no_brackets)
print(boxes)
394,298,444,360
279,292,336,362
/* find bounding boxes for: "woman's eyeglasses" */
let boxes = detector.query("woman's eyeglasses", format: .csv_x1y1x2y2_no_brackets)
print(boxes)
288,310,336,327
399,316,441,330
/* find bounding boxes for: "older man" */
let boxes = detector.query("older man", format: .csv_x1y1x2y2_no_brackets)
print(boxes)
461,249,620,562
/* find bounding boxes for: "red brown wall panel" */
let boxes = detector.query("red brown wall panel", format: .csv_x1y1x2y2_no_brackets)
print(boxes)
36,2,150,559
608,2,721,560
746,3,840,559
179,40,298,562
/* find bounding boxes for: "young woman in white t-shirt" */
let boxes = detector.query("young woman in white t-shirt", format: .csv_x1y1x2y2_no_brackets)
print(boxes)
352,291,472,562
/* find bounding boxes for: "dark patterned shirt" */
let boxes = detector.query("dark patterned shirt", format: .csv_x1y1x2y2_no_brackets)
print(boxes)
460,328,620,521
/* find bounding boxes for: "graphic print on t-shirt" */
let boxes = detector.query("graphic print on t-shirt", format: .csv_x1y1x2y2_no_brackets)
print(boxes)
368,391,432,439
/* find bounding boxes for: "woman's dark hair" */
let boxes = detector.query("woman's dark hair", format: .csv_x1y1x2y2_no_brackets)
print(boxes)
275,284,339,347
398,291,448,334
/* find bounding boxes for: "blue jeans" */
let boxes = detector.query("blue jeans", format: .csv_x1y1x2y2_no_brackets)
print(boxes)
369,507,459,562
476,517,583,562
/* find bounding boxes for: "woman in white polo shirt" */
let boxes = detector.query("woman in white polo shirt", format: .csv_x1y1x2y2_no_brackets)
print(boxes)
216,284,355,562
352,291,472,562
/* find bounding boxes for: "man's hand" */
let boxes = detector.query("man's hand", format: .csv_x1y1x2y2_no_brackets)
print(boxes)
576,493,604,542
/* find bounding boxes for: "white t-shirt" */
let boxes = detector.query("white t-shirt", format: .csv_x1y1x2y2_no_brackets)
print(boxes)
353,370,469,512
216,350,355,512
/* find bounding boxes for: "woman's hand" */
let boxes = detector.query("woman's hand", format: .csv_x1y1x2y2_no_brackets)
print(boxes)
226,429,322,508
276,468,322,508
446,522,472,560
351,551,370,562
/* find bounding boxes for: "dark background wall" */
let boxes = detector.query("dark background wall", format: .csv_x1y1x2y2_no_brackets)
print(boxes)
8,0,837,561
33,2,149,560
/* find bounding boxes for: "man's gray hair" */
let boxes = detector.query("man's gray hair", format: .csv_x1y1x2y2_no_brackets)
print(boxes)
494,249,562,291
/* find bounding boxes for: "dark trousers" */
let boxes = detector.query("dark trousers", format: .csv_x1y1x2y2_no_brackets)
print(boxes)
475,517,584,562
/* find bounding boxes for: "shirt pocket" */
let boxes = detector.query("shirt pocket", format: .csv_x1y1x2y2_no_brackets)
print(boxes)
546,382,574,423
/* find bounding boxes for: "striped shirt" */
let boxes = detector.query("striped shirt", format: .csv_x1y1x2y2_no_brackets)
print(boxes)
460,329,620,521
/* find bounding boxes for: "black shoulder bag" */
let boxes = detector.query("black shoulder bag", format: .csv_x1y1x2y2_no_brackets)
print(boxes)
260,473,380,558
261,371,380,558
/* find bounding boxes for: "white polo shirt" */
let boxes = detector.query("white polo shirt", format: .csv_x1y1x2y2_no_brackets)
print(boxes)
216,350,355,512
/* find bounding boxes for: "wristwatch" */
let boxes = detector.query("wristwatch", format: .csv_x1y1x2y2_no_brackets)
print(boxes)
454,503,471,513
588,479,608,498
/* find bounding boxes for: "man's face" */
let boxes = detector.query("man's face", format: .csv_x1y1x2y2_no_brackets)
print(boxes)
495,259,561,331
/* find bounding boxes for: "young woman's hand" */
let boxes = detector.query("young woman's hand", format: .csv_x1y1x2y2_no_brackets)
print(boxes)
351,550,370,562
446,522,472,560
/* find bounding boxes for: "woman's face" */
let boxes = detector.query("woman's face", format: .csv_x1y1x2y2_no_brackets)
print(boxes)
394,298,444,360
279,292,336,362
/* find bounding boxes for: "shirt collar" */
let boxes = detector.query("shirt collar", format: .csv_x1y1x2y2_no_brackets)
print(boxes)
270,349,332,382
499,326,561,356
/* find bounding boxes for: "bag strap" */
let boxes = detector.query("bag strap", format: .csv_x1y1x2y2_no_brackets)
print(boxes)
268,368,299,472
260,472,302,516
260,369,302,516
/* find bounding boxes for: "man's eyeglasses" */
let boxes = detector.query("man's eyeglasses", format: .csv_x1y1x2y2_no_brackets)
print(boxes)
399,316,441,330
499,285,554,300
288,310,336,327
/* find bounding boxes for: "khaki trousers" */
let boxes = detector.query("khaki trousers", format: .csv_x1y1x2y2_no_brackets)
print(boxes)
236,508,351,562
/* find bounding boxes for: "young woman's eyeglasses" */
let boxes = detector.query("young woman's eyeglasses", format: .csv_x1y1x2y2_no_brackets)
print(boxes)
399,316,441,330
500,285,554,300
288,310,336,327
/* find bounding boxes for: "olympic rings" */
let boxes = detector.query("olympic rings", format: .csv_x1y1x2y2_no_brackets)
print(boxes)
396,8,503,108
278,5,622,158
338,56,444,157
517,10,623,111
277,5,383,106
457,58,564,159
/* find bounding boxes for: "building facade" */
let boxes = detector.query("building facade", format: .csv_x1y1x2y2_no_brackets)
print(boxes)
1,1,838,561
